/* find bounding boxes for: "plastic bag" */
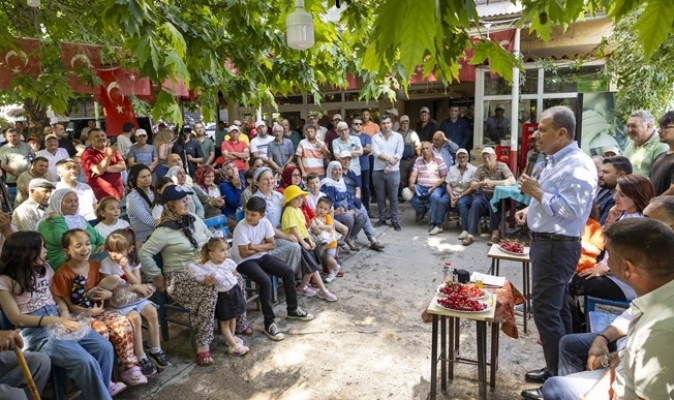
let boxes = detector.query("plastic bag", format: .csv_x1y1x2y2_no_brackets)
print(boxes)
106,283,156,309
47,313,92,341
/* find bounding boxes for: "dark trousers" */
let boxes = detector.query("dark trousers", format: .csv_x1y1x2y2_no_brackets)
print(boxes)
568,274,628,333
361,169,371,213
530,238,581,376
467,193,500,235
237,254,298,327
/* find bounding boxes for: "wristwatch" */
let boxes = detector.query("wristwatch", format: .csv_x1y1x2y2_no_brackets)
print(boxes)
600,354,610,368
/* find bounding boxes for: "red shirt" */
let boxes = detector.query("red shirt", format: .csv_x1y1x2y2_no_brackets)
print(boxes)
82,147,125,200
221,140,249,171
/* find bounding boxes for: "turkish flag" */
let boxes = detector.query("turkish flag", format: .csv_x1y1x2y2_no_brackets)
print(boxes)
115,69,152,96
60,42,102,93
0,38,41,90
161,74,189,97
96,68,138,136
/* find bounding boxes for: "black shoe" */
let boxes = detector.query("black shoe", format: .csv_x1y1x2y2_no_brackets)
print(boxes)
525,368,550,383
392,221,401,231
148,349,172,369
374,220,387,228
287,307,314,321
520,387,543,400
367,211,374,218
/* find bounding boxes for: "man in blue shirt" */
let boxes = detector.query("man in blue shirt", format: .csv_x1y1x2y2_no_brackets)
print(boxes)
439,104,470,156
516,106,597,396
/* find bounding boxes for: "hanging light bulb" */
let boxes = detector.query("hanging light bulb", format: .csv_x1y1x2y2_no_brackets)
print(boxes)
286,0,314,51
27,0,40,7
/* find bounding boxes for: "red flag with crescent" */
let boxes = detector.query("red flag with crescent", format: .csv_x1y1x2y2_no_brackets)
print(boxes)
95,68,138,136
60,42,102,94
0,38,41,89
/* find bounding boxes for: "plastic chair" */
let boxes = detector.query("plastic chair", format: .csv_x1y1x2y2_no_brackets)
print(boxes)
7,186,16,206
583,295,631,333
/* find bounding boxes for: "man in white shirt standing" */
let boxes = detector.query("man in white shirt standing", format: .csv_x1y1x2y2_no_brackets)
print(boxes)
250,121,274,163
36,134,69,179
371,114,404,231
117,122,135,159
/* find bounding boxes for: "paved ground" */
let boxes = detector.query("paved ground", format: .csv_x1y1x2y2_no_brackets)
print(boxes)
117,203,545,400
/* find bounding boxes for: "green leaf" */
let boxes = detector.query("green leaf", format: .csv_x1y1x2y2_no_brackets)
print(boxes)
398,0,435,74
162,22,187,57
634,0,674,58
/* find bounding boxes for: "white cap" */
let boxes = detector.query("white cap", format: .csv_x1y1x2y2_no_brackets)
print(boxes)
135,128,148,136
255,120,266,128
338,150,352,159
419,107,430,114
228,125,241,132
456,148,468,155
481,147,495,155
604,146,621,156
336,121,349,130
386,108,399,117
44,134,59,141
495,104,505,111
332,114,342,121
400,115,410,123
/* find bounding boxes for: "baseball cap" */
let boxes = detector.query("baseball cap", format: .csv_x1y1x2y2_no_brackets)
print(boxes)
604,146,621,156
400,115,410,123
456,148,469,156
44,134,59,141
255,120,266,128
338,150,353,159
386,108,399,117
29,178,56,190
419,107,430,114
228,125,241,132
495,104,505,111
135,129,148,136
161,185,194,205
481,147,496,155
332,114,343,121
336,121,349,130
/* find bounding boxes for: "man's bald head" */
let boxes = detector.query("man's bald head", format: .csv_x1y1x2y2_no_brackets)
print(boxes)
167,154,183,168
644,196,674,230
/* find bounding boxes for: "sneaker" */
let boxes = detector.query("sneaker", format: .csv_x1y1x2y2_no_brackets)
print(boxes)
120,366,148,386
299,284,317,297
429,226,444,236
109,382,126,397
235,337,244,346
138,357,158,376
287,307,314,321
458,230,469,240
324,270,337,283
149,349,172,369
264,322,285,341
316,289,338,302
227,343,249,356
392,221,402,231
373,220,387,228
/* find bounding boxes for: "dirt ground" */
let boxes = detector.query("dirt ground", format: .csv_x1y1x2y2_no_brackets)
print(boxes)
117,203,546,400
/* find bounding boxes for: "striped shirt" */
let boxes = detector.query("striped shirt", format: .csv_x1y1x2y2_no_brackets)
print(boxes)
412,155,447,187
296,139,327,176
371,131,404,172
250,135,274,159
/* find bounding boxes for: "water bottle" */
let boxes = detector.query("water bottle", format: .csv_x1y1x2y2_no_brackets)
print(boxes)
442,261,452,282
28,153,34,164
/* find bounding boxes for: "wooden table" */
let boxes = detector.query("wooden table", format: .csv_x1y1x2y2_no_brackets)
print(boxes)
487,244,531,333
427,293,500,400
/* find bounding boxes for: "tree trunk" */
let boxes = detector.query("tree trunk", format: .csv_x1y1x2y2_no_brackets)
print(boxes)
23,97,47,139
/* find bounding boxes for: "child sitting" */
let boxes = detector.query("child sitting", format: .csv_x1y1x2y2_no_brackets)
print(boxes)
189,238,249,356
311,196,342,282
51,229,148,386
231,196,314,341
305,173,349,250
152,178,174,227
282,185,338,300
94,197,130,240
99,229,171,375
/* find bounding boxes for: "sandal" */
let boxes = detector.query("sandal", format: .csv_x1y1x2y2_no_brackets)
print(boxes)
369,241,385,251
196,351,214,366
462,237,475,246
487,237,500,246
346,239,361,251
239,326,254,336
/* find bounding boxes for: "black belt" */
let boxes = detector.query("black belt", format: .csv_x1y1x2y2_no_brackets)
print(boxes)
530,232,580,242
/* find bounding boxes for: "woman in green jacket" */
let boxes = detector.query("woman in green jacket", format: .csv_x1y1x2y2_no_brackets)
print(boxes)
37,188,106,269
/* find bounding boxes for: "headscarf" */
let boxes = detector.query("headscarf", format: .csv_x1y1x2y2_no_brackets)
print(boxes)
158,201,199,249
45,188,87,230
194,165,216,193
254,167,273,185
166,166,190,192
281,166,305,190
320,161,346,192
219,160,245,188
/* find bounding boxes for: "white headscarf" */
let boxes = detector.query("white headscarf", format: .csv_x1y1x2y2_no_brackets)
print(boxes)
44,188,87,230
320,161,346,192
166,166,191,192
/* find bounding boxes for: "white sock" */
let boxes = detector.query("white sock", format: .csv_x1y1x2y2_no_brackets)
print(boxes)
151,347,162,354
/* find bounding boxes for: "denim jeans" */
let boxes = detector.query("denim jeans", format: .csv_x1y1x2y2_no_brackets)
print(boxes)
21,304,113,400
456,195,474,230
409,185,451,226
542,369,606,400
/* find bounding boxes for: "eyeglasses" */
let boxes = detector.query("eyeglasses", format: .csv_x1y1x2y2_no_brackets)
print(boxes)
658,125,674,131
291,173,302,177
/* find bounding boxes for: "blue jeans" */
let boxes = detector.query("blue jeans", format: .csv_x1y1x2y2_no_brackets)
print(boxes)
558,332,598,376
467,193,499,236
21,305,114,400
455,195,474,230
409,185,450,226
530,238,581,376
542,369,606,400
361,169,371,213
